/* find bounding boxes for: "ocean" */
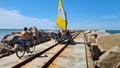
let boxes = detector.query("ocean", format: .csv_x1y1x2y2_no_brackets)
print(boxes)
0,29,22,40
0,29,51,41
106,30,120,34
0,29,120,41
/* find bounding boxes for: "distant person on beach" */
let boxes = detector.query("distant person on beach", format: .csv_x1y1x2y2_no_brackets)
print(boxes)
20,27,30,52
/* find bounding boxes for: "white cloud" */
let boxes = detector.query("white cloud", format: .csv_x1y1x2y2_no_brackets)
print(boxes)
0,8,56,29
102,15,118,19
1,8,119,30
68,20,120,30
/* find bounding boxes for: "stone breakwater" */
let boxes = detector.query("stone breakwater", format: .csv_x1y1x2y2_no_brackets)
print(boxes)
84,30,120,68
0,26,53,58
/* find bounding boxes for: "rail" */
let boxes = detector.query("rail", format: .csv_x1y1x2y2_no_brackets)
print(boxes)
12,32,80,68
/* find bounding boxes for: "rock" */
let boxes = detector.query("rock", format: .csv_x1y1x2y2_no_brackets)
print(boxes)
86,42,91,47
0,43,12,49
28,26,41,44
88,34,97,43
11,43,21,51
95,30,110,38
97,34,120,51
0,46,7,54
0,26,53,59
97,46,120,68
0,43,17,57
0,53,10,58
84,30,110,43
28,26,39,37
0,45,14,54
11,32,21,35
49,30,56,39
84,29,91,33
89,36,96,43
1,34,11,40
28,26,51,44
1,34,20,47
91,44,101,61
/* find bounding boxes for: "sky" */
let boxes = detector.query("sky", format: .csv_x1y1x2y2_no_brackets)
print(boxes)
0,0,120,30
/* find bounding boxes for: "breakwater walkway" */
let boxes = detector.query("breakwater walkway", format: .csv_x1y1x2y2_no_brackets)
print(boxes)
49,33,87,68
0,33,88,68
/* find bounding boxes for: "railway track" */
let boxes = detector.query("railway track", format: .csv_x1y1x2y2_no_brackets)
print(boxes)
12,32,80,68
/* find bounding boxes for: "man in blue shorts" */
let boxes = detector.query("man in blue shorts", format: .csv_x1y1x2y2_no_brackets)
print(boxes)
20,27,30,53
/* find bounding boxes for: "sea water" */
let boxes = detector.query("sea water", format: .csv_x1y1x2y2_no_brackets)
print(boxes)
0,29,51,41
106,30,120,34
0,29,22,40
0,29,120,41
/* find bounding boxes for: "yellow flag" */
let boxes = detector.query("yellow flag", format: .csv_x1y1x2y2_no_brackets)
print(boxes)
57,0,67,31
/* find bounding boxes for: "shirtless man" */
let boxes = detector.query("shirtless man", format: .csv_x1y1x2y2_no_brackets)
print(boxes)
20,27,30,52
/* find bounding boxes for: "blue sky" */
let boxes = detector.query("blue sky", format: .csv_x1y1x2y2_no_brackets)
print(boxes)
0,0,120,30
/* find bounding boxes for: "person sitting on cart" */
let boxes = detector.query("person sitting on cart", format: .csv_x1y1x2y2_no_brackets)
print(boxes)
65,30,75,44
56,30,62,42
65,30,71,40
